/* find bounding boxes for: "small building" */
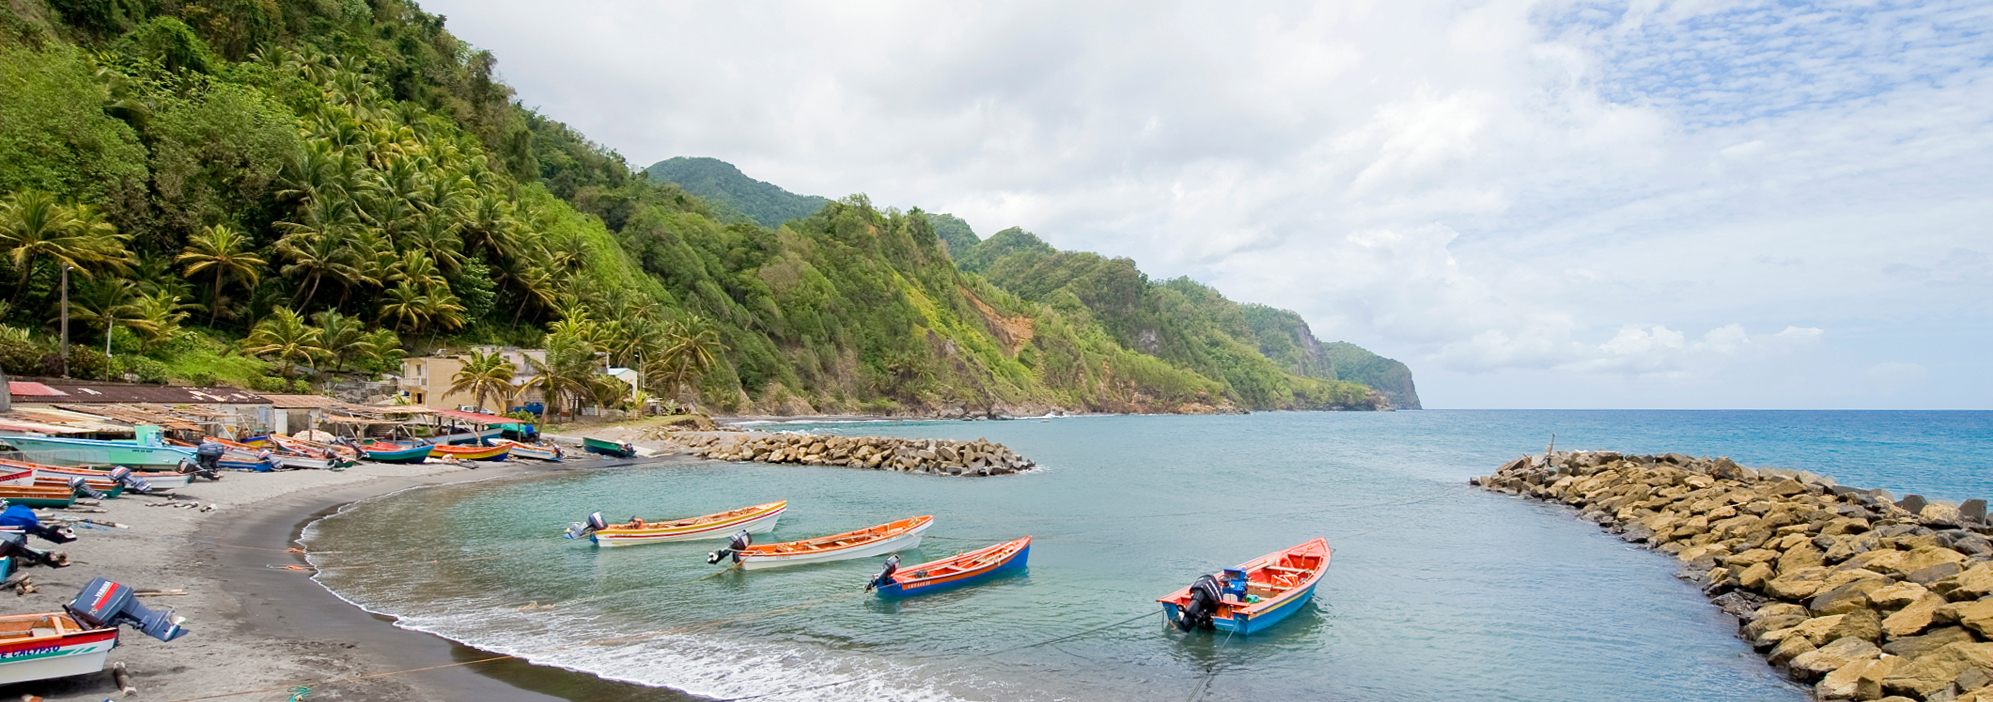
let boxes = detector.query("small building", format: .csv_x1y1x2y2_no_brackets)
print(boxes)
400,346,548,412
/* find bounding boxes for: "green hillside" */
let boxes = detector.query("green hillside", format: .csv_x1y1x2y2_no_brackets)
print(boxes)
643,157,828,229
0,0,1413,415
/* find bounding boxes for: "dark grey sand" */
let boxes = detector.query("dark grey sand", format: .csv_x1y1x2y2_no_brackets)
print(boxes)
0,457,683,702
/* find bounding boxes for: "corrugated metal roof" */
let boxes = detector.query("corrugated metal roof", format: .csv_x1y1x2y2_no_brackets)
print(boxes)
7,382,66,397
263,394,343,409
433,408,503,424
10,383,268,405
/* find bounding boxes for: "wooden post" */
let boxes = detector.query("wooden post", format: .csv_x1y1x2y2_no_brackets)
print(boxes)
59,264,69,378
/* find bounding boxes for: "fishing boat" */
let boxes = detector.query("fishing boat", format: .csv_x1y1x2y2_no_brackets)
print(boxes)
0,436,193,469
710,515,932,570
359,443,432,464
433,428,505,445
1157,538,1331,636
493,439,561,461
0,486,77,509
19,463,183,492
31,477,122,498
582,437,636,458
428,443,511,461
869,535,1031,598
0,577,189,685
566,501,786,546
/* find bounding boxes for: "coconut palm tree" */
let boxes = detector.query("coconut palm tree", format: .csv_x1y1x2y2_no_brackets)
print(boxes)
311,310,367,372
243,307,324,379
124,291,189,352
0,191,132,296
448,349,517,413
68,278,139,357
178,224,267,327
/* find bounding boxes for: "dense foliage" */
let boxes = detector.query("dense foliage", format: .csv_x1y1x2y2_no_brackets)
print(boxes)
644,157,829,230
0,0,1412,414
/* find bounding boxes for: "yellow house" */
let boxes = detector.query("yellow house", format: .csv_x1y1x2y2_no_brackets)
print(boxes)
399,346,547,411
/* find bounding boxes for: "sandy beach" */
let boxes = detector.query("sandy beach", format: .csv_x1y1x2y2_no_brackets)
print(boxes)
0,456,663,702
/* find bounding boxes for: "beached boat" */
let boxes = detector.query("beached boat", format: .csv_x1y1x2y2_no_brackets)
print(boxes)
582,437,636,458
0,486,77,509
0,436,193,469
31,476,122,498
493,439,561,461
711,515,932,570
566,501,786,546
1157,538,1331,636
434,428,505,445
428,443,510,461
870,535,1031,598
360,443,432,464
17,463,184,492
0,577,189,685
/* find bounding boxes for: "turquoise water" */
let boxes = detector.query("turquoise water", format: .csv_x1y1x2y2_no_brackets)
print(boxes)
304,411,1991,701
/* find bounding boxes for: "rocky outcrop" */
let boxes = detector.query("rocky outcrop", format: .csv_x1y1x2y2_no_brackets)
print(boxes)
679,432,1034,477
1475,451,1992,702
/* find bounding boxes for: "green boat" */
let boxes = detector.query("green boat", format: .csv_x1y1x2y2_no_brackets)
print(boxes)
0,436,195,469
360,443,433,464
0,489,76,509
582,437,635,458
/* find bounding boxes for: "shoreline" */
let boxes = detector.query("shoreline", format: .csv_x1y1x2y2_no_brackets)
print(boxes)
0,457,703,702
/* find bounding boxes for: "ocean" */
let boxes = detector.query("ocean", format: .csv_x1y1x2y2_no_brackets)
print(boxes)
303,410,1992,701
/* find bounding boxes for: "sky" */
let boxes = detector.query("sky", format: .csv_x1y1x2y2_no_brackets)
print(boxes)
419,0,1993,409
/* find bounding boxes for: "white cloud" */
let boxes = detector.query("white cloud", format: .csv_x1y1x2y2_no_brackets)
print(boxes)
420,0,1993,408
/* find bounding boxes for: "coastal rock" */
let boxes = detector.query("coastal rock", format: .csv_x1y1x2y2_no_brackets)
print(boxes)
1883,627,1977,661
1768,567,1834,600
1932,563,1993,601
1921,503,1964,529
1943,599,1993,638
1791,637,1881,680
1881,594,1947,638
1770,614,1849,648
1826,608,1883,644
1769,635,1818,665
1739,562,1776,591
1811,573,1891,616
1869,582,1935,610
1816,655,1901,701
1882,642,1993,698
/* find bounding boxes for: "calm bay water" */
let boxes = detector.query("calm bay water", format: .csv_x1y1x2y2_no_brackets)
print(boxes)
304,410,1992,701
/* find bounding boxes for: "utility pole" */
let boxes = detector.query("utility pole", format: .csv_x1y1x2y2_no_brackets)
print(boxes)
59,263,70,378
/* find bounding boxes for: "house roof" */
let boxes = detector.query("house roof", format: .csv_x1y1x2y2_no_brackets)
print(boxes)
433,408,503,424
262,394,344,409
9,382,269,405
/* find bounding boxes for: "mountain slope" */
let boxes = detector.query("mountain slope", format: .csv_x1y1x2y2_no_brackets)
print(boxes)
644,157,829,229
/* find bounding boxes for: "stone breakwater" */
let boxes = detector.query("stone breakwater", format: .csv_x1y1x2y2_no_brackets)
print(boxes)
682,432,1035,476
1475,451,1993,702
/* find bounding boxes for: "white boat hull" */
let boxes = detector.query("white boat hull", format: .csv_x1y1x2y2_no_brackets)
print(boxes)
125,472,190,490
0,639,113,685
595,509,782,547
739,520,931,570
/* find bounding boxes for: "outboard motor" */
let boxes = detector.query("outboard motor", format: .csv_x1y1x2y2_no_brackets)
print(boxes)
864,554,901,592
0,504,75,544
706,530,753,565
564,512,609,540
179,458,221,482
1175,574,1223,631
67,577,188,641
108,466,153,494
67,476,106,500
0,531,67,568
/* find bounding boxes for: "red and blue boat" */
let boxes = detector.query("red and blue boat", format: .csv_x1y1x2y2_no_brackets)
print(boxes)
870,536,1030,598
359,442,433,464
1156,538,1330,636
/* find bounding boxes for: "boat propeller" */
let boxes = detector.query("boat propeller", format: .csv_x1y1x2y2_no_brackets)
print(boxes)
564,512,609,540
68,577,188,642
706,530,753,565
1176,575,1223,631
863,554,901,592
107,466,153,494
68,477,106,500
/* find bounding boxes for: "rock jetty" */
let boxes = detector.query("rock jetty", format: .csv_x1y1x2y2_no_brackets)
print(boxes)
681,432,1035,476
1476,451,1992,702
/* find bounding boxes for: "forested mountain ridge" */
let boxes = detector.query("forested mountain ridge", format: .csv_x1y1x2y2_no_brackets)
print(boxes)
0,0,1413,415
643,157,829,230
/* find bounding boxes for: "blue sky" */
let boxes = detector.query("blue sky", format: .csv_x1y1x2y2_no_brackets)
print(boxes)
422,0,1991,409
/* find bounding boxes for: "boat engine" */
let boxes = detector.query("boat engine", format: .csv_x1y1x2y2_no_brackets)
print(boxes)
1176,574,1223,631
67,577,188,641
67,476,106,500
564,512,608,540
0,505,75,544
864,554,901,592
706,530,753,565
107,466,153,494
0,531,68,568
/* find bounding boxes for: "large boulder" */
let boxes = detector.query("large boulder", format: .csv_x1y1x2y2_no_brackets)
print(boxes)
1882,626,1977,660
1920,503,1963,529
1811,571,1892,615
1781,544,1829,574
1726,548,1782,568
1933,563,1993,601
1768,634,1817,665
1826,607,1884,644
1881,594,1948,639
1818,655,1899,701
1869,582,1935,610
1767,567,1834,600
1738,562,1776,591
1768,614,1849,648
1943,599,1993,638
1791,636,1882,680
1882,642,1993,698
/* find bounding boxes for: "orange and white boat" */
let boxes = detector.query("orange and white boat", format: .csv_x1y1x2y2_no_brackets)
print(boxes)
710,515,932,570
1157,538,1331,635
565,501,786,546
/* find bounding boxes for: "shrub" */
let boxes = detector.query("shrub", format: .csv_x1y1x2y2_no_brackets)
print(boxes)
0,338,40,375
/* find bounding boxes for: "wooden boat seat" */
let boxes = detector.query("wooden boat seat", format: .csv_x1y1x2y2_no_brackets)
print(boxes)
1263,566,1309,574
30,627,55,638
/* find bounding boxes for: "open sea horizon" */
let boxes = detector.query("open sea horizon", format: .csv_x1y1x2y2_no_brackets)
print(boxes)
304,410,1991,701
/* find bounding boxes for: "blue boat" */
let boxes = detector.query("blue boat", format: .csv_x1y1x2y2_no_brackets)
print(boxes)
1157,538,1330,635
869,536,1030,598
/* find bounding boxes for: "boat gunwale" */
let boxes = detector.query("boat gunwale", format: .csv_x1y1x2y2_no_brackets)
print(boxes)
888,535,1030,588
593,501,787,538
744,515,933,558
